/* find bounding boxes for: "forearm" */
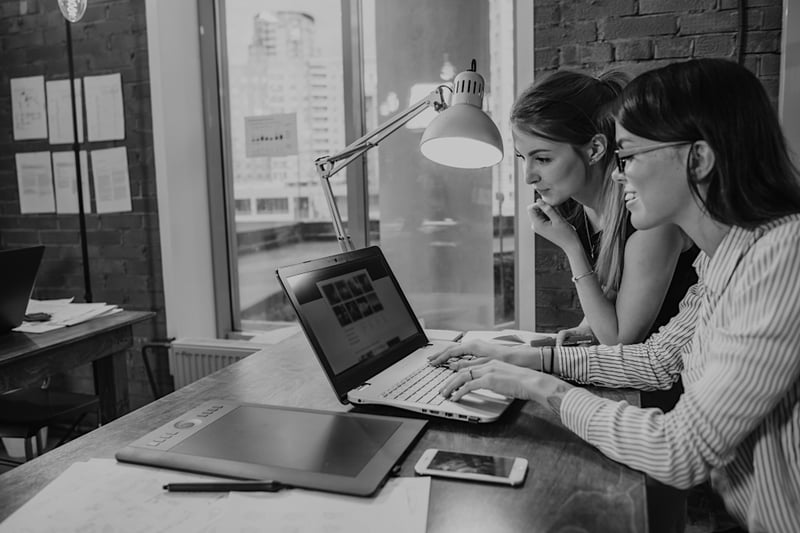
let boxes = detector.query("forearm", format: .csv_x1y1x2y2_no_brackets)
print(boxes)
562,243,622,345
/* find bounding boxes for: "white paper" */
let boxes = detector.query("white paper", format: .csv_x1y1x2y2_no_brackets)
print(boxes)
15,151,55,214
244,113,298,157
52,151,91,214
46,79,84,144
0,459,228,533
460,329,556,345
13,299,122,333
0,459,429,533
198,477,430,533
425,328,465,342
11,75,48,140
84,73,125,141
91,147,132,213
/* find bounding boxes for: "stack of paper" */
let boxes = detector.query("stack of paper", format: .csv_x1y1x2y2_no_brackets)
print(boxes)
14,298,123,333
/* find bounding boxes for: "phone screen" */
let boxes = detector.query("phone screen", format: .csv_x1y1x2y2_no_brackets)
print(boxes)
427,450,515,477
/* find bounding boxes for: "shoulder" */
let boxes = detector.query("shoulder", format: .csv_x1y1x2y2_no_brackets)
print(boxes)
624,224,685,257
748,216,800,265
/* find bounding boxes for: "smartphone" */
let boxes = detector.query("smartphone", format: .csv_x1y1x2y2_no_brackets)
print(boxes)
414,449,528,486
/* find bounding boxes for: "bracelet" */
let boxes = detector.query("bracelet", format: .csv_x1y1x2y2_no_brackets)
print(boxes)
571,269,595,283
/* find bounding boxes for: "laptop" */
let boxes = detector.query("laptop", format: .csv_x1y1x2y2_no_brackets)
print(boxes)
276,246,513,423
0,245,45,334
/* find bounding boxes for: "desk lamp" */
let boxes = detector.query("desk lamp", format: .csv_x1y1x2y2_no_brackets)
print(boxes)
315,60,503,252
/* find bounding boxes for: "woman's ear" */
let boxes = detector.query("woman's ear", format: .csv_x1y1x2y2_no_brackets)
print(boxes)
689,140,715,181
586,133,608,165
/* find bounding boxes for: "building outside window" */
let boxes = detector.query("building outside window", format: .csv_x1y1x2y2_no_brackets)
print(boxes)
204,0,520,332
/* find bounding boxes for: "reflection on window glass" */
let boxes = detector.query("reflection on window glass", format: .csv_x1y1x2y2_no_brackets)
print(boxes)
222,1,345,329
219,0,514,331
363,0,516,329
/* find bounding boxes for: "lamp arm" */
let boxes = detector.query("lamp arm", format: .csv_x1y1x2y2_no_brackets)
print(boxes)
315,85,450,180
315,84,450,252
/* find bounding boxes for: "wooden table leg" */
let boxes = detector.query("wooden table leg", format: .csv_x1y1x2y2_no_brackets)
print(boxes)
92,350,130,423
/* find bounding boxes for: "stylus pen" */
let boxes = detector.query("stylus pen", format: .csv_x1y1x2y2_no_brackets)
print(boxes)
162,481,289,492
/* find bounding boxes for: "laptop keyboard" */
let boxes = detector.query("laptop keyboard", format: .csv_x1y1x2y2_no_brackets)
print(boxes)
382,364,454,405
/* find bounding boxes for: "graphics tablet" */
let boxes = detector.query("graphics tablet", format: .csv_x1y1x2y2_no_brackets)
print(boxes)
115,400,427,496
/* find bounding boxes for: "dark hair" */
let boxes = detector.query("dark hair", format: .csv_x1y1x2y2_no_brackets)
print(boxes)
613,58,800,226
510,70,629,294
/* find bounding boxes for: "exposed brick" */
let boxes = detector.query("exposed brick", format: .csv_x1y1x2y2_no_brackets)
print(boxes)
579,42,614,64
534,4,560,25
640,0,715,14
536,21,597,46
679,11,739,36
759,54,781,76
654,36,694,58
561,0,636,21
535,48,559,70
694,34,736,57
745,30,781,54
760,6,783,30
601,15,677,40
559,44,580,66
614,39,653,60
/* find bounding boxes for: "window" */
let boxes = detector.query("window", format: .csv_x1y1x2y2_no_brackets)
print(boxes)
200,0,529,334
256,198,289,214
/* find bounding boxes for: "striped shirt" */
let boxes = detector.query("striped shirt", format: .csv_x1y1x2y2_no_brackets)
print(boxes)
558,215,800,533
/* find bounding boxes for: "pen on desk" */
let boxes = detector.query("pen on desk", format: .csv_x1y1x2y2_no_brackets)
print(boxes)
162,481,288,492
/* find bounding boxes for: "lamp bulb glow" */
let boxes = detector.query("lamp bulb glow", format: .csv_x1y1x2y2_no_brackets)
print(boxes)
58,0,88,22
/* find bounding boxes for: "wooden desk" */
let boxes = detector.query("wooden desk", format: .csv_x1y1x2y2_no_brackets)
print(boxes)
0,332,646,532
0,310,154,423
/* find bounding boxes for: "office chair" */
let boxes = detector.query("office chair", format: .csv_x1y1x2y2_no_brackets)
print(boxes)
0,386,100,466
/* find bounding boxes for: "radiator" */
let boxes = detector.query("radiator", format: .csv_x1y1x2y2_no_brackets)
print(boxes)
168,338,264,389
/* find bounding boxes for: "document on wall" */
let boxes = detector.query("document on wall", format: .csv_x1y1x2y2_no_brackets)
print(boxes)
46,78,84,144
91,147,132,213
244,113,298,157
84,73,125,141
11,75,48,140
52,151,92,214
15,151,55,214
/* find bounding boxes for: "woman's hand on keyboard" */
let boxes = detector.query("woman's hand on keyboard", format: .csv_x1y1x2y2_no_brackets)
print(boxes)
427,340,540,371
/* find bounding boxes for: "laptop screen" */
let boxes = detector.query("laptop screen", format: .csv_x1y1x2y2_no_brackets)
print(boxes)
277,246,428,401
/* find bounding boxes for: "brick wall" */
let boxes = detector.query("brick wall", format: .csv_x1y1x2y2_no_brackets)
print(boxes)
532,0,783,332
0,0,167,410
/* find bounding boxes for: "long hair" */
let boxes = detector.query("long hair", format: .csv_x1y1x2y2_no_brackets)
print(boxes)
613,58,800,226
510,70,629,295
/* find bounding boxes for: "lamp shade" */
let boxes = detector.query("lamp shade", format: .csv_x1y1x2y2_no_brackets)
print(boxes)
58,0,88,22
419,62,503,169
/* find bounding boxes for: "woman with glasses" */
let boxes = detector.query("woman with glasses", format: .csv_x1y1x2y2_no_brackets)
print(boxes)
511,70,698,352
432,58,800,532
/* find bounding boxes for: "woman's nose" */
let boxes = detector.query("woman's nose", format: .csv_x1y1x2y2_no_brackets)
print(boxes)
525,170,540,185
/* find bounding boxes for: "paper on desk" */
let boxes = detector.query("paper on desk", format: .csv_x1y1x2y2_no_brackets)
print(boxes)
461,329,556,345
197,476,430,533
425,328,464,342
0,459,430,533
0,458,228,533
13,299,122,333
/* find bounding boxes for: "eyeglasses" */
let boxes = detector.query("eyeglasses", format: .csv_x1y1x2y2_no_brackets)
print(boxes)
614,141,692,174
